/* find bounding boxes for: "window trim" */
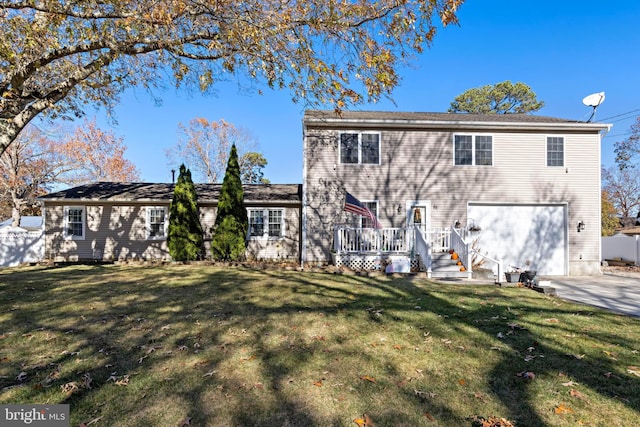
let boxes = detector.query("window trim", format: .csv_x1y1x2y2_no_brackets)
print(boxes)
247,208,285,239
338,131,381,165
546,135,565,167
453,133,494,166
63,205,85,240
146,206,168,240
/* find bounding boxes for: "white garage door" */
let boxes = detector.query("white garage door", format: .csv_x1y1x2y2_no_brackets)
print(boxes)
467,203,567,276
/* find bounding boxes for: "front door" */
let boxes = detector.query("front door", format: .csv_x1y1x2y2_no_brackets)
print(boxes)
406,201,430,235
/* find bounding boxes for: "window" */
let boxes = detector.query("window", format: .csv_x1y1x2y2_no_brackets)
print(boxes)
454,134,493,166
147,207,167,239
268,210,283,237
248,210,264,237
339,132,380,164
360,201,378,229
64,206,85,240
248,208,284,238
547,136,564,166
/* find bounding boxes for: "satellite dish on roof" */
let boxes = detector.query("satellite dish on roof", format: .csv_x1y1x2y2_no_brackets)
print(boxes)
582,91,605,122
582,92,605,107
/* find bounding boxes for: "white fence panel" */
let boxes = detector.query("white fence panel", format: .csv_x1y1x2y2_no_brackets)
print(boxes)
0,230,44,267
602,233,640,265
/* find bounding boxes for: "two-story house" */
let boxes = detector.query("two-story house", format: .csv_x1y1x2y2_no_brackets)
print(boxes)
302,110,611,276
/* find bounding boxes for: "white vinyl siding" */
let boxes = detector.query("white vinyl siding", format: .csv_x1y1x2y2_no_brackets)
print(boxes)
547,136,564,167
64,206,85,240
339,132,380,165
454,134,493,166
146,207,167,239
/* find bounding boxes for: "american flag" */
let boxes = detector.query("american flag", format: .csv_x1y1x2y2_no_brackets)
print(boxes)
343,191,382,228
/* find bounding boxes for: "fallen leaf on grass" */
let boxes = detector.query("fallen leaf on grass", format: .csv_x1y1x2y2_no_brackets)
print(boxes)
603,351,618,360
570,389,587,400
424,412,435,421
627,366,640,377
516,371,535,380
313,380,323,387
414,389,436,399
561,381,578,387
179,416,191,426
554,404,573,414
546,318,560,323
360,375,376,383
571,354,586,360
240,355,256,362
474,392,487,402
353,414,374,426
458,379,466,385
393,345,402,350
469,415,515,427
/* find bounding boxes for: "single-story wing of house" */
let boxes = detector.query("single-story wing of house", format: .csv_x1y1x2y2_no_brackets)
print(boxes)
39,182,301,262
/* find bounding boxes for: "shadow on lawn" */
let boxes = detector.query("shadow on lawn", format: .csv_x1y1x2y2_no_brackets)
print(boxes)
0,265,638,426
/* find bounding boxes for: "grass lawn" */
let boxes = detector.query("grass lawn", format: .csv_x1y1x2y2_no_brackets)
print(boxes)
1,264,639,426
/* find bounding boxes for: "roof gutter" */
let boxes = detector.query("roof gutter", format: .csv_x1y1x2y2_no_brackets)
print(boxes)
304,117,612,132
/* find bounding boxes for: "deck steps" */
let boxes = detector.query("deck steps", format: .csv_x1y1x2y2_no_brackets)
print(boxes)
430,252,469,278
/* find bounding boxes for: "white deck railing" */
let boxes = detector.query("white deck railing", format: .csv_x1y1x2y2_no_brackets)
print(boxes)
334,227,412,253
451,227,471,277
413,226,432,274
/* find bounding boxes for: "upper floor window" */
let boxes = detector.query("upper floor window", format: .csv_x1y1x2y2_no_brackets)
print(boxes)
248,208,285,238
147,207,167,239
547,136,564,167
454,134,493,166
64,206,85,240
339,132,380,165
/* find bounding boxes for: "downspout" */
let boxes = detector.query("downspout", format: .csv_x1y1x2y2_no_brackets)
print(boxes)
597,124,612,273
301,117,308,270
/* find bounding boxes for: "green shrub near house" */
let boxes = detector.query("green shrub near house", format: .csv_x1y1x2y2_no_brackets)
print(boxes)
167,164,204,261
211,144,248,261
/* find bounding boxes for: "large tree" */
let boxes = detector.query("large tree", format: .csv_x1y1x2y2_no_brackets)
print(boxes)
448,80,544,114
602,166,640,221
0,0,463,157
63,117,140,184
614,115,640,170
601,190,619,236
169,118,266,184
240,152,270,184
0,126,67,226
211,144,248,261
167,164,203,261
0,119,139,225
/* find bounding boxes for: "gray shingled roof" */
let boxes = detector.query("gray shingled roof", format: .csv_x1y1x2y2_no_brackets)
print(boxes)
304,110,582,123
40,182,302,204
303,110,611,131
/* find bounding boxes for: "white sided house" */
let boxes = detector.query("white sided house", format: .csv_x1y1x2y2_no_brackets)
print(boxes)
40,183,301,262
302,110,611,278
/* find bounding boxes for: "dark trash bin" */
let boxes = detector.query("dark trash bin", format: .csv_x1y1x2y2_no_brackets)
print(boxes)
522,270,538,287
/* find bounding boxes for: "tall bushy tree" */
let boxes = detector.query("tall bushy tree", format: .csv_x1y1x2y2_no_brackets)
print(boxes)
448,81,544,114
168,118,266,184
0,0,464,157
167,164,203,261
211,145,248,261
601,190,619,236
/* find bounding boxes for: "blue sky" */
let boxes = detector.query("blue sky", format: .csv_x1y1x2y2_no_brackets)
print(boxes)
95,0,640,184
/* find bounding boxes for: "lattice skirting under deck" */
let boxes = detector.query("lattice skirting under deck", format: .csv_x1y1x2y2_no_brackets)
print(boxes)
331,252,423,271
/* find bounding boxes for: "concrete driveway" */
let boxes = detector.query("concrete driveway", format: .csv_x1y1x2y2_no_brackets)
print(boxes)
545,272,640,317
